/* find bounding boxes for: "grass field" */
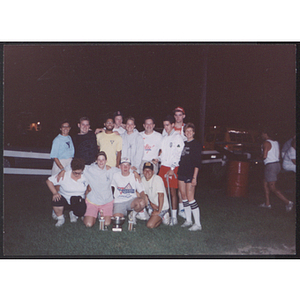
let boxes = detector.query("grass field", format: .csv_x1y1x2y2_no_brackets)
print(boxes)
2,165,297,257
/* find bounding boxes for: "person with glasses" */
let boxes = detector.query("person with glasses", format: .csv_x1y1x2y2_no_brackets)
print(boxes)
46,158,88,227
50,120,74,175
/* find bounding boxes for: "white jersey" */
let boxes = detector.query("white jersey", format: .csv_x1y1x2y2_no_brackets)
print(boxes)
159,129,184,169
111,172,144,203
162,124,187,141
48,170,88,204
264,139,280,165
142,175,169,211
84,163,120,205
140,130,163,161
113,126,126,135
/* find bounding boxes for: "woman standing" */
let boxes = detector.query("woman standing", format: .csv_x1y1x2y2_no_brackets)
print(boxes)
50,120,74,175
177,123,202,231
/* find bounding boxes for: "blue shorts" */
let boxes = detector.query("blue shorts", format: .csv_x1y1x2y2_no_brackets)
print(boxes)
264,162,281,182
178,174,192,183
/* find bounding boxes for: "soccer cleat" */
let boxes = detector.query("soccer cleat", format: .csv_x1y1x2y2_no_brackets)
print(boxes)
178,209,186,219
188,224,202,231
285,201,293,212
169,218,178,226
52,210,58,220
69,211,78,223
259,203,271,209
55,216,65,227
162,212,170,225
136,209,150,220
181,221,193,228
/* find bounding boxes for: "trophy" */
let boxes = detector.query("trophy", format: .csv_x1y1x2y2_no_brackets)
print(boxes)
111,216,125,232
99,210,106,231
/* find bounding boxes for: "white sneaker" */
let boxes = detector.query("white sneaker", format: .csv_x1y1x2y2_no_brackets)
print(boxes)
286,201,293,212
162,212,170,225
178,209,186,219
55,216,65,227
181,221,193,228
69,211,78,223
52,210,58,220
188,224,202,231
169,218,178,226
136,209,150,220
259,203,271,209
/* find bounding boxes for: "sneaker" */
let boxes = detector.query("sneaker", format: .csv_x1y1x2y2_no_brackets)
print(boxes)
69,211,78,223
52,210,58,220
136,209,150,220
162,212,170,225
259,203,271,209
55,216,65,227
178,209,186,219
286,201,293,212
181,221,193,228
169,218,178,226
188,224,202,231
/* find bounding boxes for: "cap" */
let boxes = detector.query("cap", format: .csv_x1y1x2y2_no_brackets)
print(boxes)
174,107,185,114
113,110,123,119
120,157,131,165
143,161,154,171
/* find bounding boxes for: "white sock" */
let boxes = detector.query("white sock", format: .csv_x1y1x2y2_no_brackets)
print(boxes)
55,215,65,227
179,202,184,211
190,200,201,226
183,199,192,223
171,209,177,219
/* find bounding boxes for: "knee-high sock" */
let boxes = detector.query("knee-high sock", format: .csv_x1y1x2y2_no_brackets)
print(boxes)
190,200,201,226
183,199,192,223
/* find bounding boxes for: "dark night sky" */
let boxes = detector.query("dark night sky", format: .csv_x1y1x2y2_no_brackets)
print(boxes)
3,43,296,147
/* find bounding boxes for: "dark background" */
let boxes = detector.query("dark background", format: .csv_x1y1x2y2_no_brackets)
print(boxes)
3,43,296,148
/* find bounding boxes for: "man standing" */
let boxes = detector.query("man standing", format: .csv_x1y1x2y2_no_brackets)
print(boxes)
112,110,126,135
140,117,162,175
142,162,170,228
111,158,147,224
158,115,184,225
162,107,187,142
259,127,293,211
96,117,122,167
72,117,98,165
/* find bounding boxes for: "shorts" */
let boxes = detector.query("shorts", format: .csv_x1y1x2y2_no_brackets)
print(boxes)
113,199,134,216
51,158,72,176
52,195,86,217
147,204,169,219
84,198,114,218
177,174,192,183
158,165,179,189
264,162,281,182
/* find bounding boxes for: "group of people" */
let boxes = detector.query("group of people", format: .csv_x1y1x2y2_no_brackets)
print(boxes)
47,107,203,231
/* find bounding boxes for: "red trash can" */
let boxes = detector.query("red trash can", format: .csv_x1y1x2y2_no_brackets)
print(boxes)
227,161,250,197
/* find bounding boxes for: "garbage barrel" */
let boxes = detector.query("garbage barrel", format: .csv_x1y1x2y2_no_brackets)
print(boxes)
227,161,250,197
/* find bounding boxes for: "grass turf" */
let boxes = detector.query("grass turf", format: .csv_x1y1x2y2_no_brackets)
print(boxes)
2,168,296,257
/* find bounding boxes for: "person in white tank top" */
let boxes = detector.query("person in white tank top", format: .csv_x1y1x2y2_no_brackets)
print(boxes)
259,128,293,212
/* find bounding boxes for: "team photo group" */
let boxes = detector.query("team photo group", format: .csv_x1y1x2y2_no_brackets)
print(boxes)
47,106,203,231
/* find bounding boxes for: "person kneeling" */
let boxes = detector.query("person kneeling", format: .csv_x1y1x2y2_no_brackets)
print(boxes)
142,162,170,228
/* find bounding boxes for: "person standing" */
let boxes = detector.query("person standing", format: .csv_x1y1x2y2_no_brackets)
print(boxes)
96,117,122,167
50,120,74,175
158,115,184,225
72,117,98,165
259,127,293,211
139,116,162,175
178,123,202,231
282,137,296,173
121,117,144,172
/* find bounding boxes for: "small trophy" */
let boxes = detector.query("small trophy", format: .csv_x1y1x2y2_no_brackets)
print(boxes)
99,210,105,231
111,216,125,232
128,212,134,231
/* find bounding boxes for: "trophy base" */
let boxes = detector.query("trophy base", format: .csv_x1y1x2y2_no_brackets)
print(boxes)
112,227,122,232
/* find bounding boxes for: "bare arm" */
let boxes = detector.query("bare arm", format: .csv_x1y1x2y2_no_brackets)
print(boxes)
262,141,271,160
46,179,61,202
53,158,64,171
116,151,121,167
191,167,199,187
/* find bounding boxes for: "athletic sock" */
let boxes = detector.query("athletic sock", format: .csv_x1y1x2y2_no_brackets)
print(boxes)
55,215,65,227
171,209,177,219
179,202,184,211
182,199,192,223
190,200,201,226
